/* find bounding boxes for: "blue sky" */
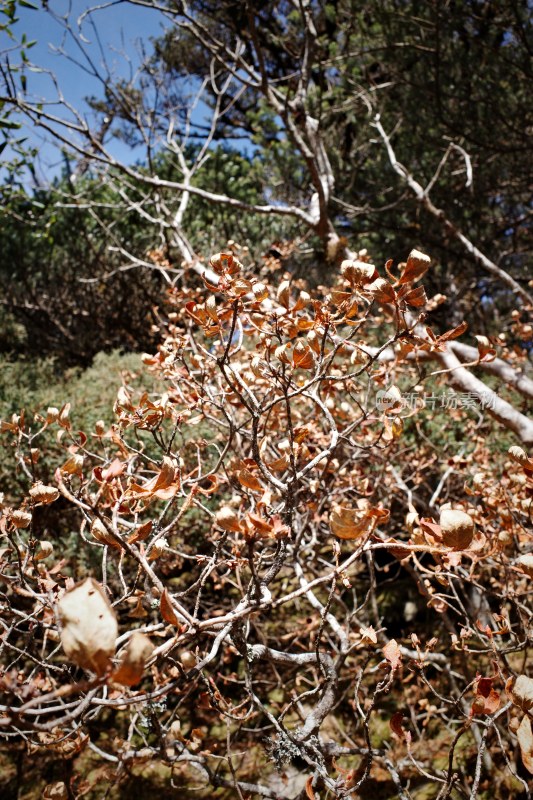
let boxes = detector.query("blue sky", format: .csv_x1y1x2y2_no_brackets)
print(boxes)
4,0,171,181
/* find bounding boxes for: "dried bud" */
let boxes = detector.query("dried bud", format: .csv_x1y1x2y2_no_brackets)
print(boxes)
29,483,60,505
439,509,475,550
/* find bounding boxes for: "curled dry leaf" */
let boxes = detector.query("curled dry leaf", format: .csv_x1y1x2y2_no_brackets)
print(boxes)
237,468,262,492
112,632,154,687
277,279,291,308
57,578,118,676
126,456,180,502
91,518,120,548
475,334,496,362
29,483,60,505
439,508,475,550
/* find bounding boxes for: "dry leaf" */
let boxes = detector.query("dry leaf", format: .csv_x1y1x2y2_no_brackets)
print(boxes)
58,578,117,676
160,588,179,626
112,632,154,687
330,505,375,540
215,506,242,533
439,509,475,550
399,249,431,284
511,675,533,713
29,483,60,505
517,714,533,774
383,639,402,669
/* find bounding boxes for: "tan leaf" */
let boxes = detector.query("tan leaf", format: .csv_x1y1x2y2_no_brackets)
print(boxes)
112,632,154,687
517,554,533,578
402,285,428,307
11,509,32,529
383,639,402,669
511,675,533,713
34,540,54,561
58,578,118,676
360,625,378,644
517,714,533,774
60,454,84,476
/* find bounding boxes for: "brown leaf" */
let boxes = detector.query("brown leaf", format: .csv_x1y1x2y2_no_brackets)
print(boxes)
399,249,431,284
402,285,428,307
237,468,262,492
517,714,533,774
330,505,375,540
160,588,179,626
475,335,496,363
58,578,118,676
126,456,180,501
215,506,242,533
437,321,468,343
112,632,154,687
